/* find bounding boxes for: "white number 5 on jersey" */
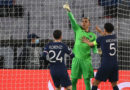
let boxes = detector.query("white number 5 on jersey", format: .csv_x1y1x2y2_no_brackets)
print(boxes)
109,43,116,56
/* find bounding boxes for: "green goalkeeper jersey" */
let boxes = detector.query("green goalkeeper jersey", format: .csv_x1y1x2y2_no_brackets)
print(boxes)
68,12,98,60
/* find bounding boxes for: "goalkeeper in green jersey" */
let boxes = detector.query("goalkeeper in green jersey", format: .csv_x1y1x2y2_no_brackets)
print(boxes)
63,3,98,90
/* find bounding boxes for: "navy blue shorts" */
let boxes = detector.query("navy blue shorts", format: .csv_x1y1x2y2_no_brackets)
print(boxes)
95,65,118,82
50,69,72,88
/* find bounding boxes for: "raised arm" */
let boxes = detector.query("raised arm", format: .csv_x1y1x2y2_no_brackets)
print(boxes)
63,3,79,31
95,25,105,36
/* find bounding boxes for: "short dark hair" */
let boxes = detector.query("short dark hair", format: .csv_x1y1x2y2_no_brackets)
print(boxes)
104,23,114,33
82,17,89,20
82,17,90,22
53,30,62,40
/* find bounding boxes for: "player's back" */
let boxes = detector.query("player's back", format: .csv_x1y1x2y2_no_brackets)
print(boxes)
96,35,118,83
43,42,74,73
97,34,117,65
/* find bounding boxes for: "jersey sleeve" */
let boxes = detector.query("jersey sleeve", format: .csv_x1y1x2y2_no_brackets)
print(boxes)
96,36,102,46
68,12,80,32
64,44,74,58
91,36,102,54
42,45,49,60
88,32,98,53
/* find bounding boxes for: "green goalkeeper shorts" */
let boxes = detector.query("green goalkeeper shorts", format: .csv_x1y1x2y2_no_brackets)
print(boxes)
71,57,94,79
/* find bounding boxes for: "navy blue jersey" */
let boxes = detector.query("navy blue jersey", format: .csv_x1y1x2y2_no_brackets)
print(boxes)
95,34,118,82
97,34,117,61
43,42,74,68
43,42,74,87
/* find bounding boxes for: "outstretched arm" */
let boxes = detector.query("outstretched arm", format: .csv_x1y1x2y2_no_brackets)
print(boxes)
95,25,105,36
63,3,71,12
81,36,95,47
63,3,79,31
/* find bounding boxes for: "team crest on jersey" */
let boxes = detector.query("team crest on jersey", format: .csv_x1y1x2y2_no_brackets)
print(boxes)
89,35,92,38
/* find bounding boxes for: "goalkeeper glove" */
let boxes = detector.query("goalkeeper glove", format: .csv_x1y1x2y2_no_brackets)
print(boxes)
63,3,71,12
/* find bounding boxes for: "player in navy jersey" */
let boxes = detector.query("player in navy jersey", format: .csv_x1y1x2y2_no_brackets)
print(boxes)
81,23,119,90
42,30,74,90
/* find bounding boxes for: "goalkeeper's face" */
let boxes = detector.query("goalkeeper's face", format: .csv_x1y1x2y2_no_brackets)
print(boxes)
81,18,90,31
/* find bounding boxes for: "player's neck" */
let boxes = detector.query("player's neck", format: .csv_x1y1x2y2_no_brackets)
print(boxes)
83,27,89,32
105,32,112,35
54,39,61,42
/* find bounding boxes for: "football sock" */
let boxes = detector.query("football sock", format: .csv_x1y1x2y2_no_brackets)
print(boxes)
92,85,98,90
113,85,119,90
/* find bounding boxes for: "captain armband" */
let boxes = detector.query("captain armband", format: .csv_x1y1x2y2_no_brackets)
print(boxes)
93,41,97,46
